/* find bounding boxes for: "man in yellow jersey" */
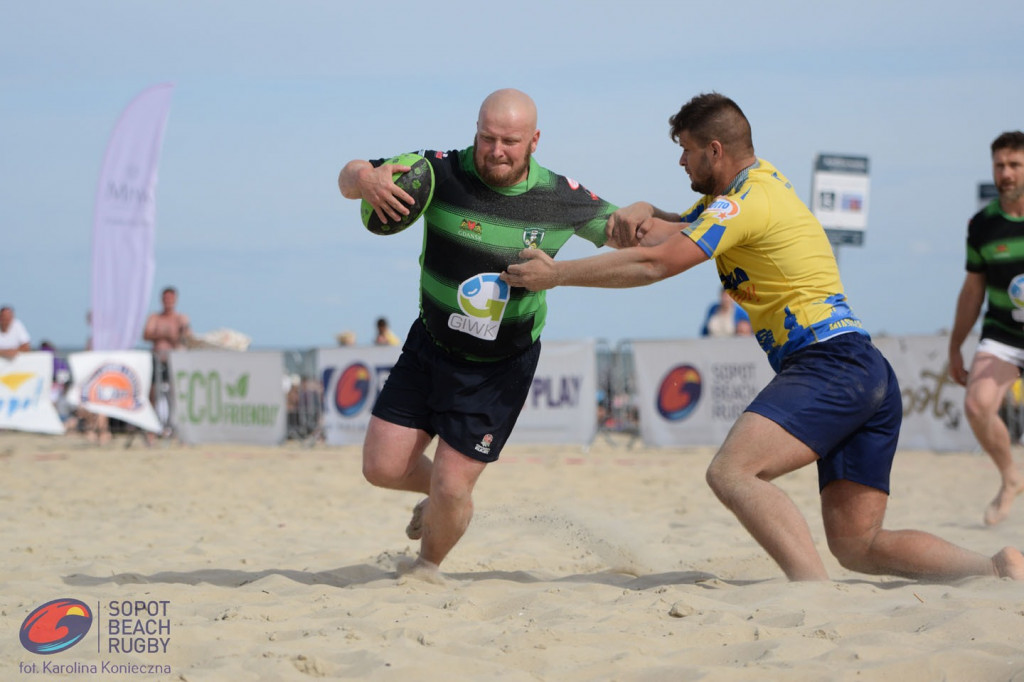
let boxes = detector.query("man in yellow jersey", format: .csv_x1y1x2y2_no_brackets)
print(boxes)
503,93,1024,582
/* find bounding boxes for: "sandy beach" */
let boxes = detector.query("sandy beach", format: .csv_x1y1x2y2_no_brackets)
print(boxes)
1,430,1023,681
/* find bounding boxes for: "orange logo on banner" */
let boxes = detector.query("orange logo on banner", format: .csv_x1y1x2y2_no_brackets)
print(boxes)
82,364,142,410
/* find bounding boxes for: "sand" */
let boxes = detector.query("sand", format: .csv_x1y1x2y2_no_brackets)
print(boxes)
1,430,1023,681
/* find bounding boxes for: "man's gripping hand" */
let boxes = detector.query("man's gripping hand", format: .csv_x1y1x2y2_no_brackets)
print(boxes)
605,202,656,248
359,162,414,224
501,249,559,291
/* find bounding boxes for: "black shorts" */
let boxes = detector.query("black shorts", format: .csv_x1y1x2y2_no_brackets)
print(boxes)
371,318,541,463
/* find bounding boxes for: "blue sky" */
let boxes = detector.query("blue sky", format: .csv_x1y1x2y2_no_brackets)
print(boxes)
3,1,1022,350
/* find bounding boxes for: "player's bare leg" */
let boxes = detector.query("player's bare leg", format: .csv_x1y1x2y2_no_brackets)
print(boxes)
706,412,828,581
822,480,1022,580
416,440,487,570
963,353,1024,525
361,416,434,494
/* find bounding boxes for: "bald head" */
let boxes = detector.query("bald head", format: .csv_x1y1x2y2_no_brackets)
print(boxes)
474,89,540,187
478,88,537,131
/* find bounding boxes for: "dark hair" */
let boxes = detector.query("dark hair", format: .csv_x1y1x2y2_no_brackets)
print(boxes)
669,92,753,155
162,286,177,295
992,131,1024,155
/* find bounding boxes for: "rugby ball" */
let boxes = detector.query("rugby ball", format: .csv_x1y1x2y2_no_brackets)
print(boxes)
360,153,435,235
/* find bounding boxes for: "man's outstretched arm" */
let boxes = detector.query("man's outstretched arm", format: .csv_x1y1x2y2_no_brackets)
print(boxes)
502,230,708,291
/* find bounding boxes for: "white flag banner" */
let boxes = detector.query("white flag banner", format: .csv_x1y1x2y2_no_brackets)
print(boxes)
91,83,174,351
67,350,161,433
0,352,65,434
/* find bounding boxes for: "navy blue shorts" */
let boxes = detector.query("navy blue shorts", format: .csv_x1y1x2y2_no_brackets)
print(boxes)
745,333,902,493
371,318,540,463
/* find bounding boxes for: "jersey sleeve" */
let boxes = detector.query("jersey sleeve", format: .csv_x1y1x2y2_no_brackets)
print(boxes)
965,215,986,273
681,184,769,258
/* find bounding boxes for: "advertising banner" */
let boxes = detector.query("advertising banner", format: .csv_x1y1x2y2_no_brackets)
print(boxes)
67,350,161,433
318,345,401,447
318,340,598,447
874,335,977,452
170,350,286,445
632,337,772,448
811,153,870,246
0,352,64,434
511,339,597,445
631,335,980,453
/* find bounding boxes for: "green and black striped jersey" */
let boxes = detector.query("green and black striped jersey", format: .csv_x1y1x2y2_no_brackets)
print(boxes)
966,200,1024,346
373,148,617,361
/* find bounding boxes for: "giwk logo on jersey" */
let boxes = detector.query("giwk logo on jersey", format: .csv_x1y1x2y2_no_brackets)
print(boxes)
522,228,545,249
459,218,482,234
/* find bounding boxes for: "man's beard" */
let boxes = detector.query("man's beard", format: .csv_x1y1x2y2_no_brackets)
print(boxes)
475,146,531,187
690,177,715,195
1000,182,1024,203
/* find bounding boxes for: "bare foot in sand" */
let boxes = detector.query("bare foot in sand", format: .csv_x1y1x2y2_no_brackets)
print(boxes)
396,556,445,585
993,547,1024,580
406,498,428,540
983,478,1024,525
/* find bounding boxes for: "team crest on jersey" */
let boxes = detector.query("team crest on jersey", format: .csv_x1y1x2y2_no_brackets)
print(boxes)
522,228,545,248
706,196,741,221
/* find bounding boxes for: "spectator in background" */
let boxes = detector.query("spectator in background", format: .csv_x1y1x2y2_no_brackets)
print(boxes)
374,317,401,346
81,310,112,444
0,305,31,359
39,340,74,426
335,331,357,346
701,287,752,337
143,286,191,440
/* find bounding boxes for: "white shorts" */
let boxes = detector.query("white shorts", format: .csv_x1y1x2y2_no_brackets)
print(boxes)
976,338,1024,369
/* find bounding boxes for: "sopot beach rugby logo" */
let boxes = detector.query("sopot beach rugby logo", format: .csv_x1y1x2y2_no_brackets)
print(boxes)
19,599,93,655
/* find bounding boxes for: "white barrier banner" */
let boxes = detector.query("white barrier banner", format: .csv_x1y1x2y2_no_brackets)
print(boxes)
171,350,286,445
632,337,772,448
318,345,402,446
512,339,597,445
67,350,161,432
875,335,977,452
632,335,979,453
318,339,597,447
0,352,64,434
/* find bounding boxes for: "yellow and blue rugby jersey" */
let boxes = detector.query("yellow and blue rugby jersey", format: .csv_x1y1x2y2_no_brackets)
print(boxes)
680,159,867,372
